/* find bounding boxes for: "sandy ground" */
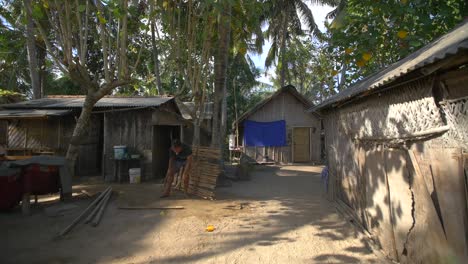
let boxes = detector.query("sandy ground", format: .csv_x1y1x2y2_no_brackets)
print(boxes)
0,165,386,264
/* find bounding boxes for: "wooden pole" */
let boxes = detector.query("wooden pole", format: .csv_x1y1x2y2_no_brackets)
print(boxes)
84,187,111,224
119,206,184,210
91,189,112,227
58,186,111,236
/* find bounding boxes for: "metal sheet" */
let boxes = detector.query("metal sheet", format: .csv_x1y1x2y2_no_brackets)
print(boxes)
0,109,71,119
1,96,174,109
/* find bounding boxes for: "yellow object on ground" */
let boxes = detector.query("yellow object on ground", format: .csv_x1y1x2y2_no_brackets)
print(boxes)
206,225,215,232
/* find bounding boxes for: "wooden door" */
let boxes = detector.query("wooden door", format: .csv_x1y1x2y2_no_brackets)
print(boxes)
293,127,310,162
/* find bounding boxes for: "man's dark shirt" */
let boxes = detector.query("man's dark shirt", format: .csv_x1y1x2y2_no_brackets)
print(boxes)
169,143,192,162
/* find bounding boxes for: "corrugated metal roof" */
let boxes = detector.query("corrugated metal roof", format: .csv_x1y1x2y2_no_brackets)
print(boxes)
178,102,213,120
310,19,468,112
0,96,174,109
0,109,71,119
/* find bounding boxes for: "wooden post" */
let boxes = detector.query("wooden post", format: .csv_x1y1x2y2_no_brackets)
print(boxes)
22,193,30,215
309,127,312,162
102,113,107,180
133,117,137,148
24,125,28,156
291,128,295,163
57,119,61,151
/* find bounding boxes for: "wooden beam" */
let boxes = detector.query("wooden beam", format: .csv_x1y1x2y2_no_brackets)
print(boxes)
58,187,111,236
355,125,450,142
119,206,184,210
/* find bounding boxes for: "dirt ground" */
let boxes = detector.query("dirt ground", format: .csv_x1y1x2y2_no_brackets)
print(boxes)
1,165,386,264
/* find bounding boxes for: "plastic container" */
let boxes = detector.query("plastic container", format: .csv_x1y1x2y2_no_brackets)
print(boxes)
129,168,141,183
113,146,127,160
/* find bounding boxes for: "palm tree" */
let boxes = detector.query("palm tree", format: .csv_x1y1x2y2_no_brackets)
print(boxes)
264,0,339,87
211,0,265,149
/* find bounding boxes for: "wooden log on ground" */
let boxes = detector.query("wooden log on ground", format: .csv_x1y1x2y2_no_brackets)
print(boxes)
58,186,111,236
84,188,111,224
91,189,112,227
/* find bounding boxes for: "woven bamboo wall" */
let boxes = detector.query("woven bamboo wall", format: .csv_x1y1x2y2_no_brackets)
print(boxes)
5,115,102,176
323,74,468,263
337,78,445,140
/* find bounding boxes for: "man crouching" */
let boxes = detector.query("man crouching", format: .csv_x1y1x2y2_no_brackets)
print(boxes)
160,139,193,198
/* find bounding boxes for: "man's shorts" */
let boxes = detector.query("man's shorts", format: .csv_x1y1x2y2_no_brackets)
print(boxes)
174,160,187,173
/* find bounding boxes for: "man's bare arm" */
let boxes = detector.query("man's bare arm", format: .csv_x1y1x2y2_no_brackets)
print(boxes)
185,155,193,172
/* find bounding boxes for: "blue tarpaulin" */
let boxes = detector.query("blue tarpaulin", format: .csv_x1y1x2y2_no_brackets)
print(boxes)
244,120,286,147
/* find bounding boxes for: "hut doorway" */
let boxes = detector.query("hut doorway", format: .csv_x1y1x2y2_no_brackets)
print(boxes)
293,127,311,163
152,125,181,179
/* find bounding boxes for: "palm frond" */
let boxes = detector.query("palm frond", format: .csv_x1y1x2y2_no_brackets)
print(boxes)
326,0,346,19
265,40,278,69
294,0,317,33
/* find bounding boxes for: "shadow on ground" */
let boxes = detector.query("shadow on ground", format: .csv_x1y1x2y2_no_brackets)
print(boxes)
0,165,382,264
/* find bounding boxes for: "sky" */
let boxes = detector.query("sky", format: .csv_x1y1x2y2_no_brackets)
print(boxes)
249,3,335,86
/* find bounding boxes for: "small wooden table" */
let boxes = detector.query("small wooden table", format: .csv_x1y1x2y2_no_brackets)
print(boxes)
113,158,141,183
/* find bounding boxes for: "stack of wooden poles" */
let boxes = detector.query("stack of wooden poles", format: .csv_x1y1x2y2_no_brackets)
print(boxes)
59,186,112,236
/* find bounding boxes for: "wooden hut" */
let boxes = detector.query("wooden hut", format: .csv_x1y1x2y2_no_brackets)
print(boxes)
0,96,184,181
310,20,468,263
235,85,321,164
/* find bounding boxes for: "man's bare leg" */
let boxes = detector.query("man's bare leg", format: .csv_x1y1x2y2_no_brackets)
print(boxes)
161,170,175,198
183,156,193,195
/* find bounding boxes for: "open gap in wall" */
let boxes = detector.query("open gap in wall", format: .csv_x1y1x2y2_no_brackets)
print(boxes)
152,125,180,179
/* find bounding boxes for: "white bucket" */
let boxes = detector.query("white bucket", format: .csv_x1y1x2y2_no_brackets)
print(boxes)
129,168,141,183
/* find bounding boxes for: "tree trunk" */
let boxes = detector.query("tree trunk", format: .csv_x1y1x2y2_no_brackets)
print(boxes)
280,12,287,88
24,0,41,99
220,77,228,151
65,94,97,176
192,122,200,146
119,0,129,80
150,2,163,95
37,38,46,97
211,2,231,149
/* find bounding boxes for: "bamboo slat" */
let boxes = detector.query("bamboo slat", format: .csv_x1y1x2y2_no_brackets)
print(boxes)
188,146,222,199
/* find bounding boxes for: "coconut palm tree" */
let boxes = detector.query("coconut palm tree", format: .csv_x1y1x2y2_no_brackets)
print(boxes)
212,0,265,149
264,0,340,87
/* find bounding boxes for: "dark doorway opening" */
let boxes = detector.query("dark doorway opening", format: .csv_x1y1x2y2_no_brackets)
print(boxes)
152,125,180,179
